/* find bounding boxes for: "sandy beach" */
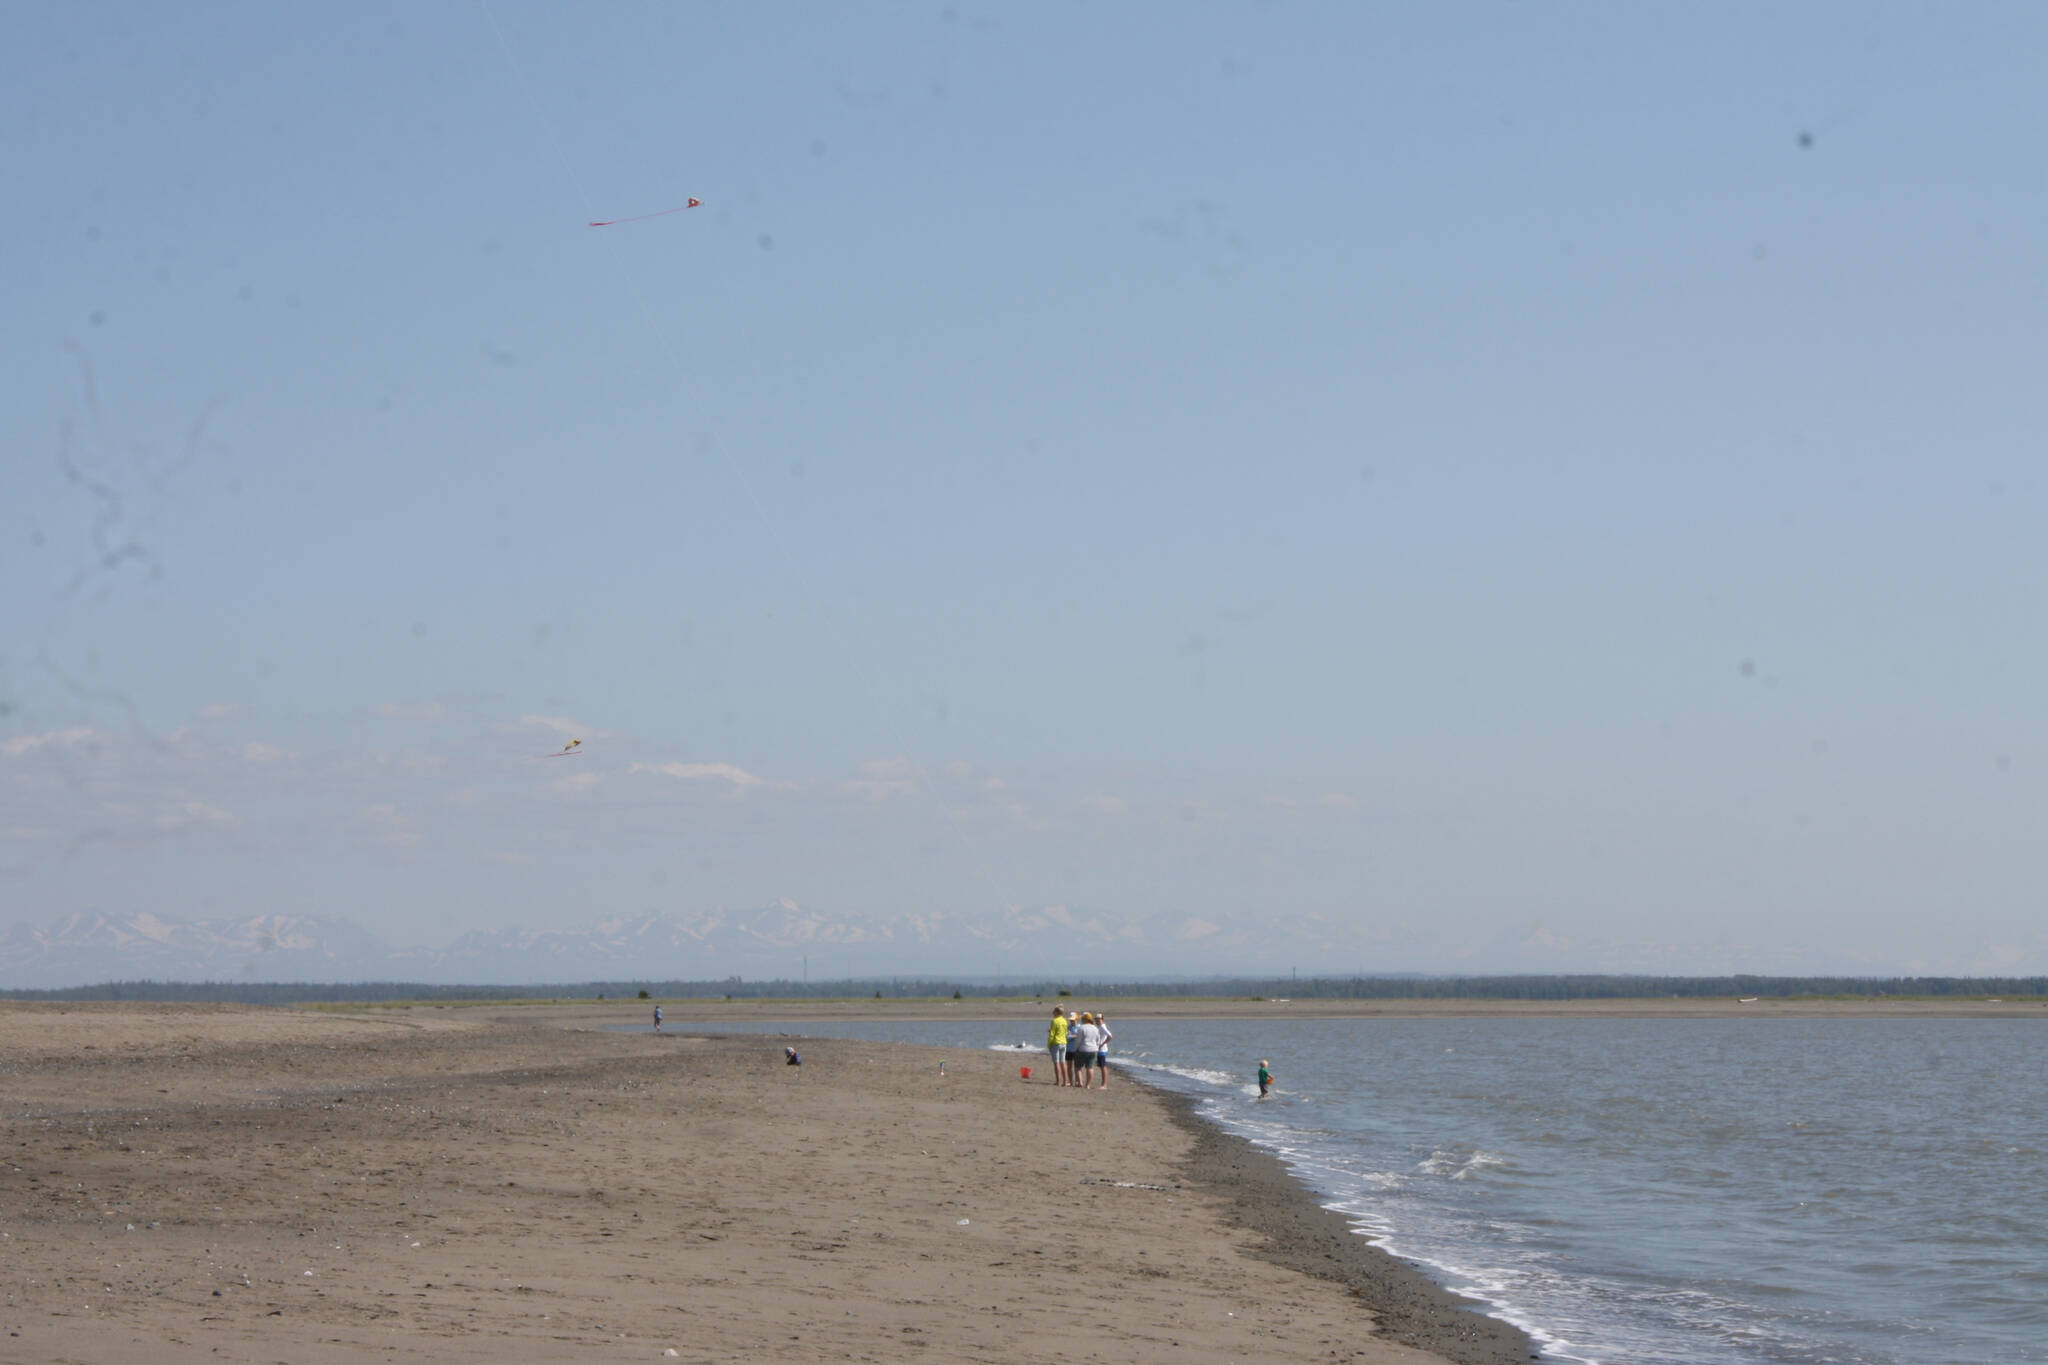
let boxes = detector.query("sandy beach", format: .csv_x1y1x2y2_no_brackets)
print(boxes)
1,1001,1531,1365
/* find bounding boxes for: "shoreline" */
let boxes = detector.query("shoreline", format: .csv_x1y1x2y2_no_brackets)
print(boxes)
682,1024,1540,1364
3,1001,1502,1364
1150,1081,1536,1365
671,1019,1540,1365
376,996,2047,1022
657,1009,1538,1364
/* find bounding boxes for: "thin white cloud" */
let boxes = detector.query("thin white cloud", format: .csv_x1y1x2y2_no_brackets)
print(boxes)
241,742,295,764
846,755,922,800
556,771,601,793
630,761,766,788
357,806,421,847
154,800,234,830
195,702,245,721
370,701,448,722
999,798,1046,829
1262,791,1360,811
2,728,99,758
518,713,598,739
1077,792,1128,816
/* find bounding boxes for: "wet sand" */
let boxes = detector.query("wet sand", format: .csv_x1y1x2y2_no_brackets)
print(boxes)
1160,1092,1534,1365
1,1002,1529,1364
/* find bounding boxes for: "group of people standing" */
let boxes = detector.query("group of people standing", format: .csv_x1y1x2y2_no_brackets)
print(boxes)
1045,1005,1113,1089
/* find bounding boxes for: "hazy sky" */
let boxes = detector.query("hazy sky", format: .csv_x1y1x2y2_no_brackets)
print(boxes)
6,2,2044,975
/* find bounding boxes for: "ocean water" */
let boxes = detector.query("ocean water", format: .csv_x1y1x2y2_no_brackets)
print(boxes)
688,1013,2048,1364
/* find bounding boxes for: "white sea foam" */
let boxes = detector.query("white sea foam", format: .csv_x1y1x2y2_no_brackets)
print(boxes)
1419,1147,1509,1181
1132,1046,1749,1365
1123,1059,1244,1089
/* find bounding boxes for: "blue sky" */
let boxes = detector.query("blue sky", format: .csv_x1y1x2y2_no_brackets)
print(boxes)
5,2,2045,975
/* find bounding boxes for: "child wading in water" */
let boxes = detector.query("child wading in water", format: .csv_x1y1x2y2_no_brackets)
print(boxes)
1257,1059,1274,1098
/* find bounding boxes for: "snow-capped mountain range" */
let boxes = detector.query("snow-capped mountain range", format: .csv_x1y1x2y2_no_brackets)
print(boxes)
0,902,1382,989
11,904,1975,990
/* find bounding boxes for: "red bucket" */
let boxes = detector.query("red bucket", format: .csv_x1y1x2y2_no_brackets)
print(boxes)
1019,1066,1033,1079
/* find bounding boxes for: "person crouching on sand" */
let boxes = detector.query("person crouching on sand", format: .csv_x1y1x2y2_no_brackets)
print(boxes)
1048,1006,1070,1085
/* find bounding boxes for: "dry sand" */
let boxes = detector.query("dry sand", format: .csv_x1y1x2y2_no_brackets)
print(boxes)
1,1002,1530,1365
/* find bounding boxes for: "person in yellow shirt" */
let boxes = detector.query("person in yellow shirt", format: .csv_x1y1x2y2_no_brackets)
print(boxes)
1047,1006,1070,1086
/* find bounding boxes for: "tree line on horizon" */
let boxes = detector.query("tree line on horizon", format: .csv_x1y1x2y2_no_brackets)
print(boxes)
4,973,2043,1005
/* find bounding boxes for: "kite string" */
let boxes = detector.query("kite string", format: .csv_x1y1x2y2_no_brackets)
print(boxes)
589,199,700,228
476,2,1036,971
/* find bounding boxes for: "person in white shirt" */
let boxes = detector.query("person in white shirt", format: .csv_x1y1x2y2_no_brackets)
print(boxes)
1094,1013,1113,1089
1072,1013,1103,1090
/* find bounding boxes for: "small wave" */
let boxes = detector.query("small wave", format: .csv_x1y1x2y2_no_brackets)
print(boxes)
1126,1059,1244,1089
1353,1237,1605,1365
1420,1147,1511,1181
1134,1050,1596,1362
